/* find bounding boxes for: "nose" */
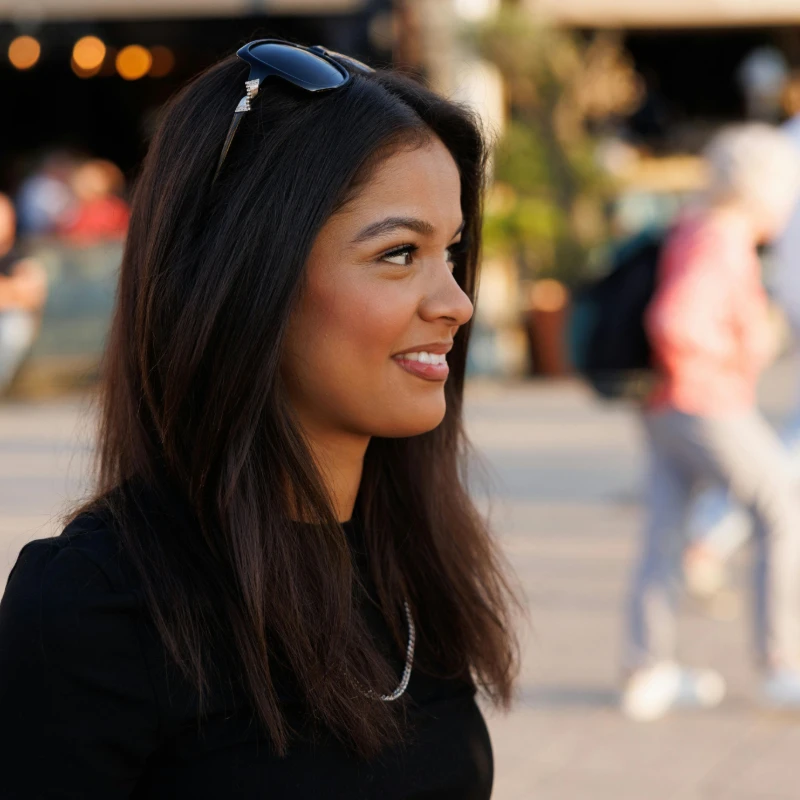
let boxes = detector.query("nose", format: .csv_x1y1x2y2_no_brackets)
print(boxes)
418,263,474,328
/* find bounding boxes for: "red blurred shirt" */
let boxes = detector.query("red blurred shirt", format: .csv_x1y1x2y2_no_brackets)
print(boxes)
58,196,130,246
645,209,773,416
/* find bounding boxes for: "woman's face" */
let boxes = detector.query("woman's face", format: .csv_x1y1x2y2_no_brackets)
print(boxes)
282,135,473,443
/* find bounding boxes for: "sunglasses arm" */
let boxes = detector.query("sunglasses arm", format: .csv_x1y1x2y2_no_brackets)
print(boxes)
212,78,261,184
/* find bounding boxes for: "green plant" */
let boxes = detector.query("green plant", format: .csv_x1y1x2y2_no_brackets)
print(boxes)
473,7,639,286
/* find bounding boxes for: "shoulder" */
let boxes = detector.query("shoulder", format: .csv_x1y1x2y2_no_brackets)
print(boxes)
1,511,144,652
0,515,165,788
663,213,747,279
9,509,134,595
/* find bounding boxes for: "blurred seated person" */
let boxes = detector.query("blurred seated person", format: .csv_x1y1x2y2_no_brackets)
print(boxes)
14,152,77,237
0,193,48,394
57,159,130,246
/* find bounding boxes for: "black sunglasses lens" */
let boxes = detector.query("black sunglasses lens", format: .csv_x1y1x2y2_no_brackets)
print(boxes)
248,43,348,89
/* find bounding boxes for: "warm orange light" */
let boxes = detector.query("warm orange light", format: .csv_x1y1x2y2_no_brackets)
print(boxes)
71,56,101,79
72,36,106,71
8,36,41,70
530,279,568,313
116,45,152,81
148,45,175,78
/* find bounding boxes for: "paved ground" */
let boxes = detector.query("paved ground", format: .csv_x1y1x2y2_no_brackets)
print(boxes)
2,365,800,799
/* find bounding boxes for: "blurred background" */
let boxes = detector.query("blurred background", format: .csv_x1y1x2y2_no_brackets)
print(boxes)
5,0,800,797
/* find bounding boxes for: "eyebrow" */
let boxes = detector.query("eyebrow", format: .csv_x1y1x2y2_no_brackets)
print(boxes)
352,216,465,244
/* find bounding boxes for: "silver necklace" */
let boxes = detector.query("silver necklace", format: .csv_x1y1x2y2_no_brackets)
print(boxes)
359,600,416,702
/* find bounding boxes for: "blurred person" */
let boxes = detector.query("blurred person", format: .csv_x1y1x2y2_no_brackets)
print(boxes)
622,123,800,721
0,40,519,797
57,158,130,245
772,111,800,461
14,152,77,236
0,193,48,394
683,112,800,600
737,47,789,122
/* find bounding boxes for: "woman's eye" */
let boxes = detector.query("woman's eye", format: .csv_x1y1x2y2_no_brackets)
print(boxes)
381,244,417,267
380,239,468,269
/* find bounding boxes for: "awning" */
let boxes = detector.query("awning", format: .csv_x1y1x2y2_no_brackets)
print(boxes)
0,0,365,21
531,0,800,28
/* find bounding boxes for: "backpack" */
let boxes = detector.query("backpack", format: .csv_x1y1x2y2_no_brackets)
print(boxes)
568,229,665,400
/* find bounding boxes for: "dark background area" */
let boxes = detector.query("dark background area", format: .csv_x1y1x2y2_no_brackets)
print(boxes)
0,9,390,189
622,26,800,146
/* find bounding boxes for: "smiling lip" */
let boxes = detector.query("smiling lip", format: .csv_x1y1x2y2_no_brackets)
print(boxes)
393,341,453,357
392,342,452,382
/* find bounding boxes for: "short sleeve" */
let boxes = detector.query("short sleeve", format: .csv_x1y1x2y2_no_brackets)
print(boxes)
0,537,162,798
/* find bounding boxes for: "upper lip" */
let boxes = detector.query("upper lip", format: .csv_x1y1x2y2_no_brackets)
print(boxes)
393,341,454,357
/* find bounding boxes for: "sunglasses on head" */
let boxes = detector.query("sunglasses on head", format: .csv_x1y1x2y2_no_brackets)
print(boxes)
213,39,375,183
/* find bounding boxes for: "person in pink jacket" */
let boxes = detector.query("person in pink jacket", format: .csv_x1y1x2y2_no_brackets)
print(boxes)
622,123,800,721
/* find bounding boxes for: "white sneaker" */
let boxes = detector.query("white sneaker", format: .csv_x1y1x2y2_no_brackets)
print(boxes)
761,668,800,709
621,662,726,722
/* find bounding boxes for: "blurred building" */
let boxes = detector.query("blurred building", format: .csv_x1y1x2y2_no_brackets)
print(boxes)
532,0,800,151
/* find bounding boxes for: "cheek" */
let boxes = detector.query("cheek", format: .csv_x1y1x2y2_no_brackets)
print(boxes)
307,278,406,367
284,276,447,437
285,276,408,408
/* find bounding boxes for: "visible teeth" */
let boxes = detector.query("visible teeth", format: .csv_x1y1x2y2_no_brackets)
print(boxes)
399,351,446,365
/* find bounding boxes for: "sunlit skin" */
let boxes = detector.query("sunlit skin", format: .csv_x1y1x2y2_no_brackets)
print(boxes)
281,136,474,521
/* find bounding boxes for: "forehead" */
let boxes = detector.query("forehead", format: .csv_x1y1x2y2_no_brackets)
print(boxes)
341,137,462,225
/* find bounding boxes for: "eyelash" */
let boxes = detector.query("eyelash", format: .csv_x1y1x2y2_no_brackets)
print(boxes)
380,238,469,268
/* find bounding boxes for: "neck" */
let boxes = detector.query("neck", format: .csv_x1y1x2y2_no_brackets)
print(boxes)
706,201,762,244
303,426,370,523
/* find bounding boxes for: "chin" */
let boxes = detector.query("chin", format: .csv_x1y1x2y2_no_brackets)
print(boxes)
372,399,448,439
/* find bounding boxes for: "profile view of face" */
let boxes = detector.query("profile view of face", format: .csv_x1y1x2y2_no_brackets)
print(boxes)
282,135,474,443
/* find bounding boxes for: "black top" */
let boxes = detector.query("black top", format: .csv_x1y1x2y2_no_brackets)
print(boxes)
0,502,493,799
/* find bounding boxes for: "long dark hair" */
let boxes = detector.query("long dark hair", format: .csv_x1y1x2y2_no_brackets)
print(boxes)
68,45,519,757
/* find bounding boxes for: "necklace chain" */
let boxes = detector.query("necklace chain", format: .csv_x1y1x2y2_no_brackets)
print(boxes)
358,600,416,702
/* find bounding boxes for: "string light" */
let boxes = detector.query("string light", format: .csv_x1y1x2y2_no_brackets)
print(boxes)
148,45,175,78
116,45,152,80
72,36,106,72
8,35,40,70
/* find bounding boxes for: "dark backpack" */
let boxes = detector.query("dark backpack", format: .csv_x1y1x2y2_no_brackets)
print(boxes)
569,229,665,400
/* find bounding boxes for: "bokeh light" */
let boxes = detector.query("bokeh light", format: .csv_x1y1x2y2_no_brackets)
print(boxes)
72,36,106,72
71,56,101,79
116,45,152,81
148,45,175,78
8,36,41,70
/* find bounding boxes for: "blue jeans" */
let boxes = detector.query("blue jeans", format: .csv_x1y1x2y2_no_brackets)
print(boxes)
628,409,800,670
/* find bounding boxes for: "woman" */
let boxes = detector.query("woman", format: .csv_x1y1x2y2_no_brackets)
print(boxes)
622,123,800,722
0,40,519,797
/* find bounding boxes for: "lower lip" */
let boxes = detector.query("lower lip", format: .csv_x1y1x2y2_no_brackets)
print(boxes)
393,357,449,382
